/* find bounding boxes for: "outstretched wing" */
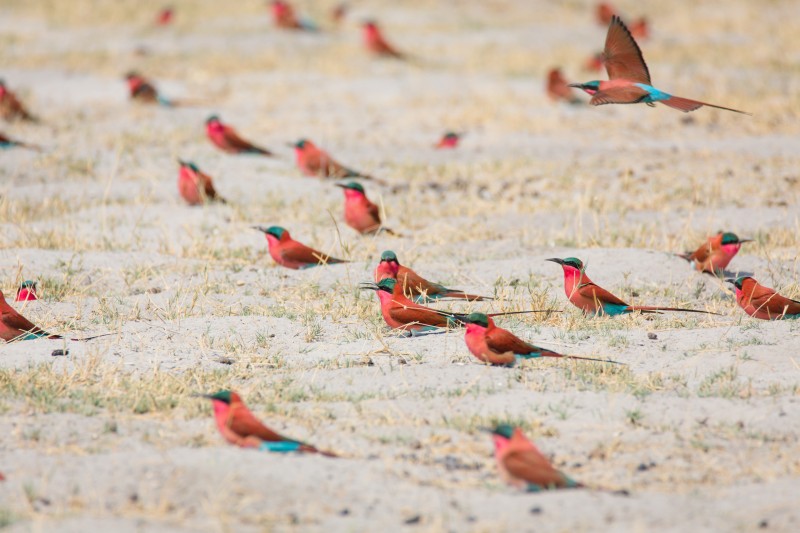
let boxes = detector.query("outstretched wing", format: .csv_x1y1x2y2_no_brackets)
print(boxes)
603,15,650,84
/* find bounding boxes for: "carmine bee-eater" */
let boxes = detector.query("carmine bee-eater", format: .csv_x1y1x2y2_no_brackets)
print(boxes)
547,257,718,317
177,160,226,206
363,20,405,59
678,232,751,276
336,181,397,235
374,250,490,302
727,277,800,320
253,226,348,270
488,424,582,492
331,3,347,25
125,72,174,106
570,16,749,114
583,51,604,73
15,281,38,302
546,68,581,104
0,289,109,342
155,6,173,26
200,390,336,455
435,132,461,149
292,139,378,182
270,1,317,31
0,80,37,122
0,132,40,151
206,115,273,155
464,313,619,367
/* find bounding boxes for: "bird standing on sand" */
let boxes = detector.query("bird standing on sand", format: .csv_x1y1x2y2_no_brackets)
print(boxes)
336,182,397,235
177,160,226,206
1,289,108,342
270,1,317,31
435,132,461,149
253,226,348,270
570,16,749,114
678,232,751,275
206,115,273,155
488,424,582,492
292,139,377,181
374,250,490,302
547,257,718,317
200,390,336,455
363,21,405,59
15,281,38,302
728,277,800,320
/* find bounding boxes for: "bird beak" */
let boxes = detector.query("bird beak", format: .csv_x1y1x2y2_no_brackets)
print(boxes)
177,159,187,166
739,239,753,243
358,282,379,291
567,83,582,89
251,225,268,234
723,278,736,285
477,426,494,434
286,142,297,148
334,183,346,189
545,258,565,265
191,393,213,399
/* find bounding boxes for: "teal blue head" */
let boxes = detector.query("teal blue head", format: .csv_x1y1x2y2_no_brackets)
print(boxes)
20,280,37,289
178,159,200,173
720,232,751,245
465,313,490,327
380,250,398,263
336,181,365,194
377,278,397,293
202,390,232,404
546,257,584,271
265,226,286,239
294,139,308,149
205,115,220,125
491,424,515,439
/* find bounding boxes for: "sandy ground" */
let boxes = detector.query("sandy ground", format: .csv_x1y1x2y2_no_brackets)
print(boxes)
1,0,799,531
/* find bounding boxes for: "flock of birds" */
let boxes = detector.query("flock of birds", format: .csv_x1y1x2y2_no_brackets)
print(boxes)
1,1,798,493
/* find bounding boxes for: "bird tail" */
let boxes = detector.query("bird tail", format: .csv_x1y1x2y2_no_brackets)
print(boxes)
662,96,751,115
675,252,692,262
247,146,274,156
17,142,43,152
70,332,116,341
379,227,405,238
518,351,625,365
441,290,492,302
626,306,721,316
486,309,561,318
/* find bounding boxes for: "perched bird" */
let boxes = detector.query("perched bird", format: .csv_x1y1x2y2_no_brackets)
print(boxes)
0,289,108,342
678,232,751,275
363,20,405,59
0,131,40,151
331,3,348,25
547,257,718,317
546,68,581,104
206,115,273,155
569,16,749,114
488,424,582,492
15,281,38,302
0,80,37,122
336,181,396,235
292,139,378,182
200,390,336,455
464,313,617,366
177,160,226,206
125,72,174,106
270,1,316,31
435,132,461,149
728,277,800,320
155,6,174,26
374,250,490,302
253,226,348,270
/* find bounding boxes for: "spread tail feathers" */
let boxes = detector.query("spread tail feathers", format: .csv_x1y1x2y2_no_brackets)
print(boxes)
662,96,751,115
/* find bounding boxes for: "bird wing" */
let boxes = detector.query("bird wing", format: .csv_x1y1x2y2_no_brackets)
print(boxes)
228,403,287,442
199,172,219,199
687,239,714,263
387,302,451,328
281,241,333,266
749,286,800,315
485,327,538,356
1,308,50,337
590,85,650,106
397,268,445,297
222,126,260,152
603,15,651,83
576,282,629,306
502,430,567,488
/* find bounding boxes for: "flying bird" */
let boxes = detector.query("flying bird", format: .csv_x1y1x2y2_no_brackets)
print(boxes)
570,16,749,114
488,424,582,492
15,281,38,302
206,115,273,155
177,160,226,206
199,390,336,455
677,232,751,276
336,181,397,235
0,80,37,122
463,313,618,366
374,250,490,302
727,277,800,320
435,132,461,149
253,226,348,270
547,257,719,317
546,68,581,104
363,20,405,59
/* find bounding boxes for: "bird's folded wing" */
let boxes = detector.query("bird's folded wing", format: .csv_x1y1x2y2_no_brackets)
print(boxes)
281,242,331,265
388,304,450,328
577,282,629,306
604,16,651,84
485,327,537,355
229,405,286,442
1,310,48,336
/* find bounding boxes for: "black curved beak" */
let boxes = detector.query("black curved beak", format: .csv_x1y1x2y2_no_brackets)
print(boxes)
359,282,379,291
739,239,753,243
545,258,565,265
251,225,269,234
177,158,188,166
334,183,347,189
723,278,736,285
568,83,582,89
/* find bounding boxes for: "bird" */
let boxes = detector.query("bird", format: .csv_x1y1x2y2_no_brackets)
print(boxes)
199,390,336,455
336,181,396,235
270,1,317,31
206,116,273,155
677,232,751,276
569,16,749,114
292,139,378,182
125,72,174,106
434,132,461,149
463,313,619,366
583,51,605,73
0,289,109,342
547,257,719,317
363,20,405,59
0,80,37,122
374,250,490,302
331,3,348,25
546,68,581,104
487,424,582,492
595,3,648,40
727,277,800,320
595,2,615,25
253,226,348,270
0,131,40,151
177,160,226,206
155,6,173,26
15,281,38,302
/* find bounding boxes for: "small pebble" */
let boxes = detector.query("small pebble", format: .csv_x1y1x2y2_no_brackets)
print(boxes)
404,515,421,525
647,332,658,340
530,506,542,515
51,349,69,357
